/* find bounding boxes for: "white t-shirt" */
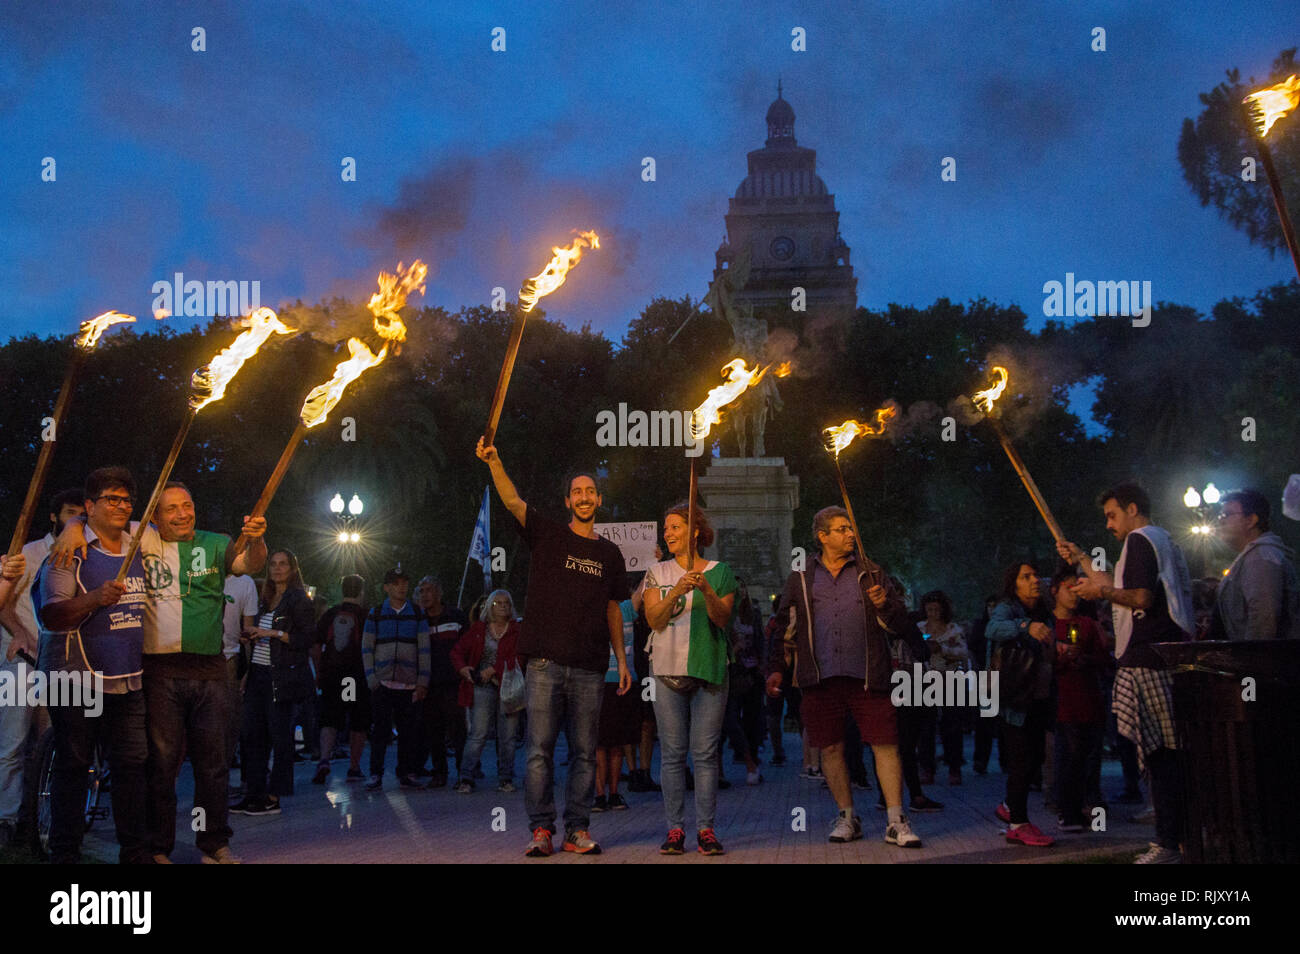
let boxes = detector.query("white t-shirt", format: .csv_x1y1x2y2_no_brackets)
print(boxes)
0,534,53,658
223,574,260,659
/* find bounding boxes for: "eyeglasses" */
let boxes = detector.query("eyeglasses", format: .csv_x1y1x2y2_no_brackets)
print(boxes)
822,526,854,536
94,494,133,508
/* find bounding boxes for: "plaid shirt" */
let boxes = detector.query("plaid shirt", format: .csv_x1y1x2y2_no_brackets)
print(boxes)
1112,666,1177,772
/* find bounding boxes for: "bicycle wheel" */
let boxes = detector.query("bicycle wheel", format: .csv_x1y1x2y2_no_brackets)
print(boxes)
28,727,56,854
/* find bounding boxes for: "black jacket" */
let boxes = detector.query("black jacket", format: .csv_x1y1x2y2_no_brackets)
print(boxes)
255,585,317,703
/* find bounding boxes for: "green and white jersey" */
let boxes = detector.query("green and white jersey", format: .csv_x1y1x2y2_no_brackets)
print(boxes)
140,525,230,655
644,558,737,685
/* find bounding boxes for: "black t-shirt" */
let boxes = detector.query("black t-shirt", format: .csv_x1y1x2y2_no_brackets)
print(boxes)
426,606,470,687
1118,532,1187,668
517,505,629,673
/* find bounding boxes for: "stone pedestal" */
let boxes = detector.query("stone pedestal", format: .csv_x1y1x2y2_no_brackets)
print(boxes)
697,457,799,603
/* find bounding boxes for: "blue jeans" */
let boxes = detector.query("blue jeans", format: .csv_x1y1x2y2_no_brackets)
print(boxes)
48,689,149,864
523,658,603,835
461,684,521,783
145,673,233,856
652,674,728,832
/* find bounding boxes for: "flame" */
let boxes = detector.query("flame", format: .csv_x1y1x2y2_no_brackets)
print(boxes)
690,358,768,441
972,366,1009,414
74,311,136,350
1245,74,1300,138
821,404,899,458
189,307,296,411
367,260,426,350
518,231,600,312
154,308,171,321
299,338,387,428
774,361,793,377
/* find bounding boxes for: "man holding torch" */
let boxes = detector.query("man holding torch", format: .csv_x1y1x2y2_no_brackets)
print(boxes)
475,438,630,858
1056,482,1193,864
54,481,268,864
765,506,923,848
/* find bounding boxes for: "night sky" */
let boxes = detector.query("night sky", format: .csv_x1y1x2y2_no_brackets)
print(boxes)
2,1,1296,348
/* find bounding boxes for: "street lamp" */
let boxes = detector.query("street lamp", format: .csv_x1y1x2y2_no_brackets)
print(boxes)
348,494,364,516
329,493,345,515
1183,482,1223,576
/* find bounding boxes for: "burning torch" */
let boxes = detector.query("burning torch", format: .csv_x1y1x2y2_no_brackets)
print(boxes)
970,366,1067,544
481,231,599,447
115,308,295,580
231,262,426,550
5,311,135,564
684,359,786,570
1244,74,1300,281
820,402,899,587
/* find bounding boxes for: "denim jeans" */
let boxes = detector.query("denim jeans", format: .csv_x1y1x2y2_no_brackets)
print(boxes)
461,684,521,783
1054,721,1104,825
0,646,41,823
48,689,149,864
145,673,232,857
523,658,603,835
652,674,728,832
370,685,419,778
241,666,295,798
421,684,466,779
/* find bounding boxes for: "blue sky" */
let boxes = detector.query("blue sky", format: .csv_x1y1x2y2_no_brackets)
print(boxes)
2,0,1296,351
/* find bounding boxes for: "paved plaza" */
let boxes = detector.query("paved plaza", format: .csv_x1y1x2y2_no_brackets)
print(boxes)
75,729,1153,865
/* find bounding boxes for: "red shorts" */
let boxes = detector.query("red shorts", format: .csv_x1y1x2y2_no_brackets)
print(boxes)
801,677,899,748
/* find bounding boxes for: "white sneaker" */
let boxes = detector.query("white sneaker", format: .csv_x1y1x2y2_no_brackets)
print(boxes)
746,770,763,786
885,816,922,848
201,846,243,864
1133,842,1181,864
828,814,863,843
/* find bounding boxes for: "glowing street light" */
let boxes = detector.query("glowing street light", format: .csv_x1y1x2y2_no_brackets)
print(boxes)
329,493,345,515
1184,487,1201,509
1203,483,1221,505
348,494,364,516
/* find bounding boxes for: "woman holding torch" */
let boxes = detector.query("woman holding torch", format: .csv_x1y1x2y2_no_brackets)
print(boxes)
642,503,737,856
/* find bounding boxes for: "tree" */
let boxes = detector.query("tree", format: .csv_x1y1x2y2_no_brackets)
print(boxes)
1178,49,1300,256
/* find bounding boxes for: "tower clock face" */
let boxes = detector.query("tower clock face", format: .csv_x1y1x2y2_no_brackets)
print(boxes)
769,236,795,261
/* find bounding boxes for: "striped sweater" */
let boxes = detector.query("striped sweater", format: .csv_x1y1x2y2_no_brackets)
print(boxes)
362,599,430,689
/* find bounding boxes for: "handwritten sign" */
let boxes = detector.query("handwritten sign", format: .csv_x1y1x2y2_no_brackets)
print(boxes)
593,521,658,571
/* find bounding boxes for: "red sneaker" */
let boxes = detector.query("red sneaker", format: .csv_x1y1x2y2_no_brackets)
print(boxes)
994,802,1011,824
1005,822,1055,847
524,828,553,857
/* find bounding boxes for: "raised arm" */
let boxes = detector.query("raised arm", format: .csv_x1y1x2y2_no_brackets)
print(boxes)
475,438,526,525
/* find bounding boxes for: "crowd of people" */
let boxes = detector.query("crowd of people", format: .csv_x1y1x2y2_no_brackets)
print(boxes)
1,456,1296,864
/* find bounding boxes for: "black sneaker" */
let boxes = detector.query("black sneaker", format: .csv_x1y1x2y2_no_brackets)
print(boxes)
660,828,686,855
627,770,652,793
311,765,329,785
229,796,256,815
398,774,422,789
426,775,447,789
717,778,732,790
608,792,629,811
909,795,945,813
697,828,725,855
243,796,281,817
770,754,786,766
591,795,608,813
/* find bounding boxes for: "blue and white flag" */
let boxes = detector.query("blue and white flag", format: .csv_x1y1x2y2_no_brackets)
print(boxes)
468,486,492,591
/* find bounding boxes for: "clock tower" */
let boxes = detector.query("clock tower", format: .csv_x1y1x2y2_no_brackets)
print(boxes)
713,84,858,333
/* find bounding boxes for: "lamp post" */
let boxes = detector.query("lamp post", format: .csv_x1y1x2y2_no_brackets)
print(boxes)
328,492,364,574
1183,483,1222,576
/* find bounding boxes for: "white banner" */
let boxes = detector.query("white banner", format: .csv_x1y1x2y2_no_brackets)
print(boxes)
593,521,659,571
